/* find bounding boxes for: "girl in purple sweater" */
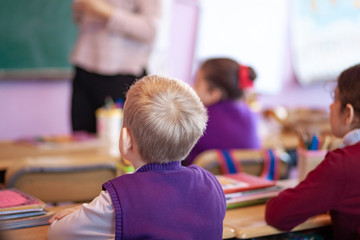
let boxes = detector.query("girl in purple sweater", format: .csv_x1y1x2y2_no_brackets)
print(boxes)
184,57,261,166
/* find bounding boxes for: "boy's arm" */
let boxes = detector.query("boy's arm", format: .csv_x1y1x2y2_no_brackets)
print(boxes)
47,190,115,240
265,152,345,231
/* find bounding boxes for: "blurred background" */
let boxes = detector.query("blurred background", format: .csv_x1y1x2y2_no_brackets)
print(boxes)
1,0,360,140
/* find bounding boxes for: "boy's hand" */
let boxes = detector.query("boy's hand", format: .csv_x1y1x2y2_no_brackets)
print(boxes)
48,207,80,224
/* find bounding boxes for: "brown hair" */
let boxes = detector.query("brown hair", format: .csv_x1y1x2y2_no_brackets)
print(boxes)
200,58,257,100
337,64,360,119
123,75,208,163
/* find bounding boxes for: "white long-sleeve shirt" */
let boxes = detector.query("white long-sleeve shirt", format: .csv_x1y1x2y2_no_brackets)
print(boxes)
71,0,162,75
47,190,115,240
48,166,143,240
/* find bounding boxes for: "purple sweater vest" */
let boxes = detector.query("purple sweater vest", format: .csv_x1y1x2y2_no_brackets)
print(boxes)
103,161,226,240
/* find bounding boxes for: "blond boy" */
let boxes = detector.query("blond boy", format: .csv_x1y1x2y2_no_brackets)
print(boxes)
48,75,226,240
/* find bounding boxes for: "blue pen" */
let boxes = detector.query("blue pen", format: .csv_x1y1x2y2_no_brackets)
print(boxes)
308,134,319,150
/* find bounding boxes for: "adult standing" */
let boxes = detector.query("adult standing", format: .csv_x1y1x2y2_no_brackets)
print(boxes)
71,0,162,133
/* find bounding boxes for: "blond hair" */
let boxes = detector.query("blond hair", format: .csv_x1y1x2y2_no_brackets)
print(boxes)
123,75,208,163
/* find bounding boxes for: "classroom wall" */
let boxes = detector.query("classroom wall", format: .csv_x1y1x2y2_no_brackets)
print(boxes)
257,28,332,110
0,80,71,139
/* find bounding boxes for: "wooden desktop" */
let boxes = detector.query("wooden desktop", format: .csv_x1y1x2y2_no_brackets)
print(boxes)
223,179,331,238
224,204,331,239
2,199,331,240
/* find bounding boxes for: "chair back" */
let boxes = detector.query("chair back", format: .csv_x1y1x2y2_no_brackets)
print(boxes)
192,149,290,180
5,155,118,203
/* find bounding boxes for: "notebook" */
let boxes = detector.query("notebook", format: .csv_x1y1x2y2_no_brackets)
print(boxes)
0,188,46,215
0,189,53,230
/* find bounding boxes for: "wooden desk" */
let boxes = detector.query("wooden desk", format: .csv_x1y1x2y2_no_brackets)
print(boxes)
2,204,79,240
3,201,331,240
2,204,237,240
223,204,331,239
223,179,332,239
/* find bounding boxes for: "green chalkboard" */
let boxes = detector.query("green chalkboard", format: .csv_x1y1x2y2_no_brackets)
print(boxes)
0,0,77,79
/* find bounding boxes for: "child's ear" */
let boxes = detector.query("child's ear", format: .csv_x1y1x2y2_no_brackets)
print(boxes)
345,103,355,126
119,127,132,155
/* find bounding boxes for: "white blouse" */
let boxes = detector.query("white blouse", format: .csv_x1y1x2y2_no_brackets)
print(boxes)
71,0,162,75
47,190,115,240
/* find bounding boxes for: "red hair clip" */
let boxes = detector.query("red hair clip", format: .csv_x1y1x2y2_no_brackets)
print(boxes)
238,65,254,89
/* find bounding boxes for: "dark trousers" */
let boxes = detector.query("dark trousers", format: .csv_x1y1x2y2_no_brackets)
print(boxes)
71,67,146,133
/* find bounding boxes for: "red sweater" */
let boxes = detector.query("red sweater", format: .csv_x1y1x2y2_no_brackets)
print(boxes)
266,142,360,239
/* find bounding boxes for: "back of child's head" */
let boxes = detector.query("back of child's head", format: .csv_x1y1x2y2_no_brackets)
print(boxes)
337,64,360,119
200,58,257,100
123,75,208,163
